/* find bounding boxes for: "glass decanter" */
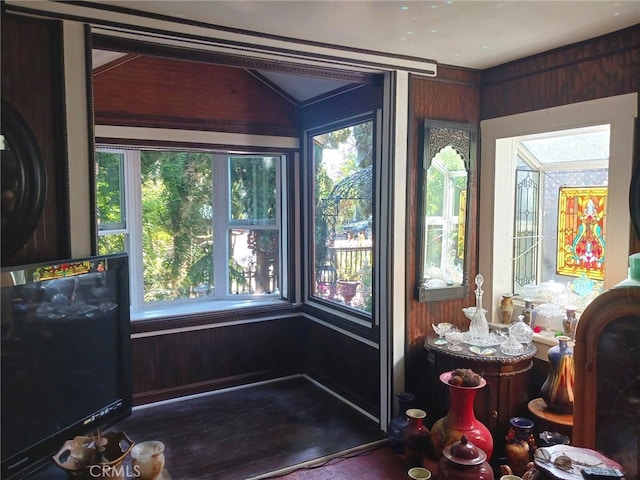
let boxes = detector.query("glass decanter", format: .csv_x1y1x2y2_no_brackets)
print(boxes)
509,314,533,345
468,274,489,343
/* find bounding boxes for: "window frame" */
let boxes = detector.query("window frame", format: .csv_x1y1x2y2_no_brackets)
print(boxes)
479,94,637,322
302,113,378,328
95,144,289,318
511,137,609,295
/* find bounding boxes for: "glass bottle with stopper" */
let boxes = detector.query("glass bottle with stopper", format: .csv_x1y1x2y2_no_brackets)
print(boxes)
510,314,533,345
469,274,489,343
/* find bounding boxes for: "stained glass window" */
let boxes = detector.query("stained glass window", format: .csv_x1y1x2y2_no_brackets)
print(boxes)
513,166,540,292
557,186,607,280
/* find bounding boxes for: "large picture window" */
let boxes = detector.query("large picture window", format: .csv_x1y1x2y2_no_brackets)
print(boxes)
309,119,374,315
96,147,284,316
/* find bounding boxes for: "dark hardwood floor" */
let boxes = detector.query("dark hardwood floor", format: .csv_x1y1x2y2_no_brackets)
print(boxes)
31,376,386,480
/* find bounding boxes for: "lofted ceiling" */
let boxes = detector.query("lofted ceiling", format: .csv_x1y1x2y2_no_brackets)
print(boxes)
91,0,640,102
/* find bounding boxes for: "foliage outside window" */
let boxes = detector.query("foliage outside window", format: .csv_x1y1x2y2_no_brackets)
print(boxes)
96,148,283,314
311,120,374,314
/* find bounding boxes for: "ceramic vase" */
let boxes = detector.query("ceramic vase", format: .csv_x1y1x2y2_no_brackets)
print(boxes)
430,372,494,459
401,408,432,467
504,417,536,477
388,392,415,452
499,293,514,324
540,335,574,414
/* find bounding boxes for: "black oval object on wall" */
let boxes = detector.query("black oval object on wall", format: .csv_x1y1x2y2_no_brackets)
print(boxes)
1,99,47,262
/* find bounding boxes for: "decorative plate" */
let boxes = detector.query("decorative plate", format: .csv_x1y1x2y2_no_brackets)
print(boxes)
534,445,622,480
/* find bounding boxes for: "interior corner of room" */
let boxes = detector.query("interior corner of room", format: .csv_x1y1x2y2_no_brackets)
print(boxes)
1,1,639,479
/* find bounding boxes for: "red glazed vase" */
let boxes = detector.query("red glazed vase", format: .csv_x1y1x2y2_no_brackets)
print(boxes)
401,408,432,467
430,371,494,459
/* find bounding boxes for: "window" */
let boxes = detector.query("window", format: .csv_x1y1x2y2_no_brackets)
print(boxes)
96,147,284,316
479,94,637,321
309,119,374,315
510,126,609,308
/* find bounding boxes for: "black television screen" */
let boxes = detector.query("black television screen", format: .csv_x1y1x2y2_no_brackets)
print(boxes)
1,254,132,479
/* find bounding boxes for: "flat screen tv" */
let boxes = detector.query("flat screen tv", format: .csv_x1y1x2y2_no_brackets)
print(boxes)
1,254,132,479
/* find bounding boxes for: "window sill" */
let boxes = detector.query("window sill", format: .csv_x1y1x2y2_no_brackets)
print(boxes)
129,298,300,335
131,297,286,321
532,332,560,361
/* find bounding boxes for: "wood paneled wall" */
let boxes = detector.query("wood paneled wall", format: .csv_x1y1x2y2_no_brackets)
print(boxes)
405,66,482,408
481,25,640,120
301,319,380,416
1,13,70,266
93,55,299,137
131,313,302,405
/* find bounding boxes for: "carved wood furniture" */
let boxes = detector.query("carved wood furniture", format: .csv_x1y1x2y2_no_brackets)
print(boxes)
424,337,536,457
573,285,640,478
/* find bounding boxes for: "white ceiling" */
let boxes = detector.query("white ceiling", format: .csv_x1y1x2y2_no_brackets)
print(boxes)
94,0,640,70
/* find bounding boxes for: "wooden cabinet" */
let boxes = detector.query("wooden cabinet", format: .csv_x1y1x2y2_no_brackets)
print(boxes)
424,338,535,458
574,285,640,478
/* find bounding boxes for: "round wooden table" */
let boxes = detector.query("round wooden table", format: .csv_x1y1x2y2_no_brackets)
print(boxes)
527,397,573,439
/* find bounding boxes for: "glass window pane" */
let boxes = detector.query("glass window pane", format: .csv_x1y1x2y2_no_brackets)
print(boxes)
96,151,125,230
98,233,126,255
312,120,374,314
513,167,540,293
423,146,467,286
228,228,279,294
140,150,214,302
229,156,277,225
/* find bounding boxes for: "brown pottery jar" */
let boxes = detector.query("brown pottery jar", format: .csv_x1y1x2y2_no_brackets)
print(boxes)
437,435,494,480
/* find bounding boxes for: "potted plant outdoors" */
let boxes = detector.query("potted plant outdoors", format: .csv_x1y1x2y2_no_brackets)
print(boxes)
336,274,360,305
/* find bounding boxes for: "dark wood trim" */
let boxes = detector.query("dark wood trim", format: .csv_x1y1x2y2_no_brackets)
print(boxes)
426,64,482,86
130,302,301,335
95,138,296,155
1,13,72,265
299,84,384,130
52,19,72,260
299,82,383,108
302,305,379,343
95,111,299,137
